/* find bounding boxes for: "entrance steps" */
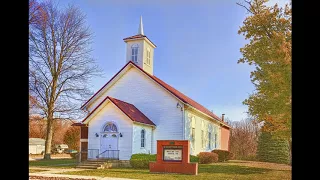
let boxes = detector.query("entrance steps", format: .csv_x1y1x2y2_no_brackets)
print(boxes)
76,159,131,169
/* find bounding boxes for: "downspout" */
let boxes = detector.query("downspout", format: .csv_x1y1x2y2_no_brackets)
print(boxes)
79,136,82,163
151,126,154,154
131,123,134,155
182,105,185,140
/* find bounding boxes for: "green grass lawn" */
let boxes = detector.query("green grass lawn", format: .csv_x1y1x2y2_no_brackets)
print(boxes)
29,169,48,173
29,159,77,168
62,161,291,180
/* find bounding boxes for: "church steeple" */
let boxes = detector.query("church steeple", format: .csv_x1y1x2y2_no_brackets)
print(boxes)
138,16,144,35
123,16,156,75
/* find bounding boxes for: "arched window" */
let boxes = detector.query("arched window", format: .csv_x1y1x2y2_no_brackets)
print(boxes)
131,44,139,63
191,116,196,141
103,122,118,132
141,129,145,148
214,133,217,148
146,48,151,65
208,132,212,149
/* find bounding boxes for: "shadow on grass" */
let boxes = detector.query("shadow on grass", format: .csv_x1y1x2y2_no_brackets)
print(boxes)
92,168,150,175
29,159,77,167
88,164,272,176
199,164,272,175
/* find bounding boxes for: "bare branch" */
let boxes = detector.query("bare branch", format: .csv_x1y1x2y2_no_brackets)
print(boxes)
29,0,102,159
236,1,253,13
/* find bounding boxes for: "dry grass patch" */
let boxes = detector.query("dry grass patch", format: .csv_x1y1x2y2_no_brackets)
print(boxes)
62,161,291,180
29,169,48,173
29,159,77,168
227,160,291,171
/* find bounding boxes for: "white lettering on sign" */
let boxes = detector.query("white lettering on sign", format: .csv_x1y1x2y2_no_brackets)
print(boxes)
163,149,182,161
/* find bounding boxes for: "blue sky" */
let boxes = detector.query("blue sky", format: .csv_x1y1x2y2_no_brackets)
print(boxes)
56,0,289,122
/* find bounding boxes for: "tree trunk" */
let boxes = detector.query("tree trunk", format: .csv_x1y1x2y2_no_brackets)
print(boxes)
44,115,54,159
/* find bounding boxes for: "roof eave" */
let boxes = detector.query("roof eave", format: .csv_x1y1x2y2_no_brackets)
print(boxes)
82,96,156,127
82,98,111,124
80,62,134,110
123,36,157,48
133,121,156,127
109,98,156,127
185,104,231,128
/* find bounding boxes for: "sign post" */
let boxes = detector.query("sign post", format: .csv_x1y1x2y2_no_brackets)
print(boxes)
149,140,198,175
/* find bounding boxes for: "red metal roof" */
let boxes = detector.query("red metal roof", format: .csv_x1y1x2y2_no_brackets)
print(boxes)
151,76,222,121
82,96,156,126
109,97,156,126
71,122,86,126
80,61,132,109
123,34,146,40
128,62,224,123
81,61,228,126
123,34,157,47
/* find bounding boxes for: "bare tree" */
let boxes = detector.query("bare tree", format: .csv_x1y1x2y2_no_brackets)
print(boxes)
29,0,101,159
227,117,260,160
29,115,47,139
29,0,45,25
52,119,74,145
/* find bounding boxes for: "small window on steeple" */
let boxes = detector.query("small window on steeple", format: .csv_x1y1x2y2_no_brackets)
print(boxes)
131,44,139,63
146,49,151,65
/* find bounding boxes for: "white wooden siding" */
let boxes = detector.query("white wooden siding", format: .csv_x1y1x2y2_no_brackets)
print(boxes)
132,124,153,154
87,102,133,160
126,41,144,68
185,109,221,155
87,67,184,154
142,41,154,75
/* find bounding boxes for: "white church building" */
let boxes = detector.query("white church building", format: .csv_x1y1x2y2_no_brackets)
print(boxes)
73,17,230,161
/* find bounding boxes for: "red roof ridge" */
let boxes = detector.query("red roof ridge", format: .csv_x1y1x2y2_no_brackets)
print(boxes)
82,96,155,126
123,34,157,47
152,75,222,121
123,34,146,40
80,61,133,109
108,96,134,106
129,62,224,123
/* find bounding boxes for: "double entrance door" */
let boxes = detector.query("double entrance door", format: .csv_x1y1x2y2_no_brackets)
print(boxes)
100,133,119,159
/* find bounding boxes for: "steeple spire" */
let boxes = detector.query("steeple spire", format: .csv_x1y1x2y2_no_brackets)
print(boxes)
138,16,144,35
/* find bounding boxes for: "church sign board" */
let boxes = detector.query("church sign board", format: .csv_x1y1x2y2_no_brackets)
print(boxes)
149,140,198,175
163,145,182,161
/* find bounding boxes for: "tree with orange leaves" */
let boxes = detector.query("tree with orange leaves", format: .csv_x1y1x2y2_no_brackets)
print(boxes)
237,0,291,144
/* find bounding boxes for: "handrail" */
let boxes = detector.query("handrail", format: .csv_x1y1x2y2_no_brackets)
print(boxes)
97,150,119,160
96,149,109,158
87,149,99,159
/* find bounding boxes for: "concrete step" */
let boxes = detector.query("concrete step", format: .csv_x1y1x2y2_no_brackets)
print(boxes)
82,161,105,164
78,164,101,167
87,159,110,162
76,166,98,169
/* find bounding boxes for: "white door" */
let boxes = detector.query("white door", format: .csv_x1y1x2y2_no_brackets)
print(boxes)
100,134,118,159
100,122,119,159
101,134,118,151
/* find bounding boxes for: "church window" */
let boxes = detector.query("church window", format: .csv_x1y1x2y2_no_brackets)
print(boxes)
141,129,145,148
208,132,212,149
104,123,118,132
131,44,139,63
214,133,217,148
191,128,195,140
146,49,151,65
201,130,204,148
